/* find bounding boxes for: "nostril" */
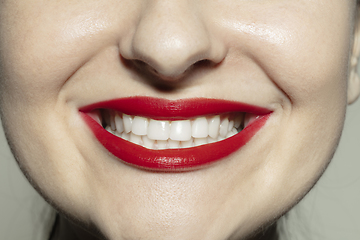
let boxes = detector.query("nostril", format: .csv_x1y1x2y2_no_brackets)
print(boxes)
132,56,200,80
130,58,188,81
128,58,217,82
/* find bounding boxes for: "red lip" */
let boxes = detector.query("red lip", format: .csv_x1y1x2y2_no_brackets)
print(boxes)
80,97,271,171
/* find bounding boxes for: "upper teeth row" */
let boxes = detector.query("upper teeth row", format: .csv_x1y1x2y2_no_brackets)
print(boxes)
93,110,254,149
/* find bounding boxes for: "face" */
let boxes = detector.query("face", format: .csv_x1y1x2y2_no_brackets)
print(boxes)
0,0,358,239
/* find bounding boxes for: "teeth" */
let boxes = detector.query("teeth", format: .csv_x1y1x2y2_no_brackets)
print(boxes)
97,110,252,150
194,137,207,146
132,116,148,135
226,130,237,138
192,117,208,138
105,125,114,133
121,132,130,141
232,128,238,134
168,139,180,149
110,112,116,131
123,114,133,133
148,120,170,140
207,136,217,143
114,114,124,134
170,120,192,141
208,115,220,139
142,136,155,149
219,117,229,138
217,135,225,141
244,113,258,128
234,115,243,129
88,110,102,125
130,133,142,145
181,139,194,148
157,140,168,150
228,120,234,132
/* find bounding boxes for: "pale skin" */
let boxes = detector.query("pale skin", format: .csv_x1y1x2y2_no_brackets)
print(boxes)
1,1,360,240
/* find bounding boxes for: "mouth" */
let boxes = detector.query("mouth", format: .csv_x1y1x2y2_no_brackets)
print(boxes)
80,97,271,171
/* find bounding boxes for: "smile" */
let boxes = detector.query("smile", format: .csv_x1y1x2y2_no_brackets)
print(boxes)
80,97,271,171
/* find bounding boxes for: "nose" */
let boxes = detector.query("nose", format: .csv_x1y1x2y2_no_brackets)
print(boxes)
120,1,226,81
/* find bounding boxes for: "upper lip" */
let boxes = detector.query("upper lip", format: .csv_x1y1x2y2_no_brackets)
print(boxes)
79,96,272,119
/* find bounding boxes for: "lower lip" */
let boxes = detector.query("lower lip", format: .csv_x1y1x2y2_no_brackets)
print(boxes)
81,112,270,171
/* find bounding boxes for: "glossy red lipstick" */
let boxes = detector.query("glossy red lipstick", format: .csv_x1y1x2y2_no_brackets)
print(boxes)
80,97,271,171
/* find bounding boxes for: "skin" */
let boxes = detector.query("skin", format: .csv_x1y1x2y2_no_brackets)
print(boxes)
0,0,360,240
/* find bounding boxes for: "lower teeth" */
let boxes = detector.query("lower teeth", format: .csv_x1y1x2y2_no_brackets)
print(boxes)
105,125,239,150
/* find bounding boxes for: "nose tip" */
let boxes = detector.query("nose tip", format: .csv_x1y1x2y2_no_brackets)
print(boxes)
121,2,226,81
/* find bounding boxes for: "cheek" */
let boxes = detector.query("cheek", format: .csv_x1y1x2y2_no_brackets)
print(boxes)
241,3,351,166
268,5,351,107
0,1,119,110
214,1,353,221
271,5,351,170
